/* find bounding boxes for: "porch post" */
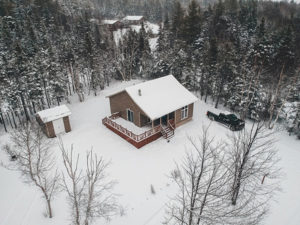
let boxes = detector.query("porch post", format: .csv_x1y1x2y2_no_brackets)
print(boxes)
152,120,154,129
160,117,162,125
174,110,177,128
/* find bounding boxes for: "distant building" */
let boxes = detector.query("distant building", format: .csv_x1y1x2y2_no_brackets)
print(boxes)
101,20,123,32
36,105,71,138
122,16,145,25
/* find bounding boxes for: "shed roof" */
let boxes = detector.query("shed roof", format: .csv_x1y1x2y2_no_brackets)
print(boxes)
123,16,144,21
37,105,71,123
108,75,198,120
102,20,119,25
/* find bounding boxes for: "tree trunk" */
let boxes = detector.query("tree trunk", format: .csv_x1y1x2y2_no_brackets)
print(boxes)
0,108,7,132
7,112,13,128
32,102,36,114
215,93,220,109
204,89,208,103
47,199,53,218
20,92,30,121
215,77,224,109
15,110,22,125
231,173,241,205
70,62,84,102
43,79,51,108
11,110,17,129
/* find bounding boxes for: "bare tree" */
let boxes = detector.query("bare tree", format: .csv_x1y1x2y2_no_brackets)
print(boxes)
60,143,84,225
165,127,227,225
227,122,280,206
59,141,118,225
165,126,277,225
4,123,60,218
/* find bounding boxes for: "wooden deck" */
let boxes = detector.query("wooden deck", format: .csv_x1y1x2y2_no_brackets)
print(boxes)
102,115,163,148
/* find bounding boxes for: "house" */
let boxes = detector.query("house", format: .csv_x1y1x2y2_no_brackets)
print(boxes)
36,105,71,138
122,16,145,25
101,20,123,31
103,75,198,148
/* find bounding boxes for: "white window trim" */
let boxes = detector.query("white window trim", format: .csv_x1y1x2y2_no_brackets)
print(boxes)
181,105,188,120
127,109,134,122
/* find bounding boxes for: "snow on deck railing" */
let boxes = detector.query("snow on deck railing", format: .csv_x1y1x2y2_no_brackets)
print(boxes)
102,116,161,142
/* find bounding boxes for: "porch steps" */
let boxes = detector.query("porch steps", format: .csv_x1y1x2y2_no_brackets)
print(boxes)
161,126,175,141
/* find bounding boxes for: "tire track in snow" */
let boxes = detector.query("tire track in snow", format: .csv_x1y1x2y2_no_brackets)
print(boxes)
19,192,39,225
0,188,26,225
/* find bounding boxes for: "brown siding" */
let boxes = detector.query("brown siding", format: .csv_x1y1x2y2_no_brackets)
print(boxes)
63,116,71,133
140,113,150,127
36,116,54,138
46,121,55,138
174,103,194,128
109,91,147,127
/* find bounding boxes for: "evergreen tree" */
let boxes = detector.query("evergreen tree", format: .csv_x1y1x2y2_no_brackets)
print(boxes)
171,1,184,39
182,0,201,45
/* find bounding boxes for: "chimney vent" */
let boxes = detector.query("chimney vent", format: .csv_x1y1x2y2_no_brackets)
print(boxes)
138,89,142,96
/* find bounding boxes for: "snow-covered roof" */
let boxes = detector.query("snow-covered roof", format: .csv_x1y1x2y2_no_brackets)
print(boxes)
90,18,100,24
123,16,144,21
102,20,119,25
37,105,71,123
108,75,198,120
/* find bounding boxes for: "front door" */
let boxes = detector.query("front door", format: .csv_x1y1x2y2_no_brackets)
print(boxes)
53,118,65,135
161,115,168,126
169,111,175,120
127,109,134,123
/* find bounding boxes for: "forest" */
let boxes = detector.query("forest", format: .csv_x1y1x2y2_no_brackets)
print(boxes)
0,0,299,137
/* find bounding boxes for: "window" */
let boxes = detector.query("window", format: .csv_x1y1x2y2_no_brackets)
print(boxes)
181,106,188,120
127,109,134,122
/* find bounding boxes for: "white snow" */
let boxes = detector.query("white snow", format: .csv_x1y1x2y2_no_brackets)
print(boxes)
131,22,160,35
113,28,128,45
149,37,158,52
145,22,159,34
123,16,144,21
102,19,119,25
0,79,300,225
37,105,71,123
124,75,198,120
113,22,160,46
114,117,150,134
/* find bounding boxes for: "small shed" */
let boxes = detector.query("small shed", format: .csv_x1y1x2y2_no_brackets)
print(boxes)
36,105,72,138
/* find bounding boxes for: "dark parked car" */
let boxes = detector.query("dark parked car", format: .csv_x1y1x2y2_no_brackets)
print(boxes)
206,111,245,131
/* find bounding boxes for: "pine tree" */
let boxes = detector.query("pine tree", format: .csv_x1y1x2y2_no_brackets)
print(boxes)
272,26,296,77
171,1,184,39
182,0,201,45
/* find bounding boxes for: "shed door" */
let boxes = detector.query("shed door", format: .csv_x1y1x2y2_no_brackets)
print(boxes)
53,118,65,135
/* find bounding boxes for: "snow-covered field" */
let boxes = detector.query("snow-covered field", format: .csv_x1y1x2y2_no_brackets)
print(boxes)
0,80,300,225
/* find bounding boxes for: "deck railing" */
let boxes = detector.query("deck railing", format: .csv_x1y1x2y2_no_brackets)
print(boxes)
168,119,175,130
102,116,162,142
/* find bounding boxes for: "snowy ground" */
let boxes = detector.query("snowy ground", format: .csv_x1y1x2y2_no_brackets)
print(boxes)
113,22,159,46
0,80,300,225
149,37,158,52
